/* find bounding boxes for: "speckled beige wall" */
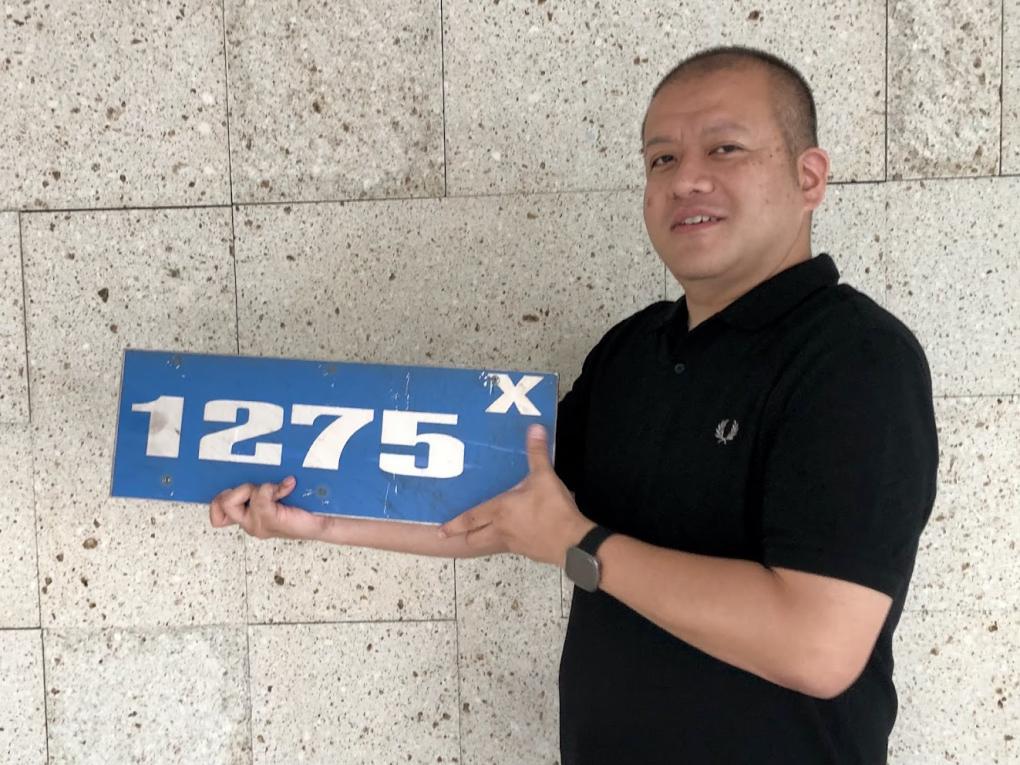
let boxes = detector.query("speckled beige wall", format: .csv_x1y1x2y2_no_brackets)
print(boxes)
0,1,1016,763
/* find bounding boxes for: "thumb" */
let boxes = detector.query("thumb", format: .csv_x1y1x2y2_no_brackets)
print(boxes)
525,424,551,474
274,476,296,501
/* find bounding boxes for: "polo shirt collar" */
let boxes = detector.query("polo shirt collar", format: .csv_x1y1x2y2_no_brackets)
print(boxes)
656,253,840,333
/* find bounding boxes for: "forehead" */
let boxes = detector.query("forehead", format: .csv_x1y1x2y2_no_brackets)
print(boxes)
643,66,778,141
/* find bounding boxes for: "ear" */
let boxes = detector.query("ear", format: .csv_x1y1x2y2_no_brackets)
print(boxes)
797,147,830,213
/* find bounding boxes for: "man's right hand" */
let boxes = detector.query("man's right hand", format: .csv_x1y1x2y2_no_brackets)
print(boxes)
209,477,326,541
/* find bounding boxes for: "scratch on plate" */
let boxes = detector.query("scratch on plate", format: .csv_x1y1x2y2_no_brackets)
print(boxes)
478,370,499,395
383,475,395,518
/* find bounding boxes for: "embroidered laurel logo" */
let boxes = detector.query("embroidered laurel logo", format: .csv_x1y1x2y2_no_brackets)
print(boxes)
715,419,739,445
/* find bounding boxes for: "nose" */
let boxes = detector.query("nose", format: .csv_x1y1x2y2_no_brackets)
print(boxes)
668,155,713,198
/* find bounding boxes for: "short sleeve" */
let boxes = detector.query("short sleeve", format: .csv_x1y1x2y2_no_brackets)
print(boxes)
554,349,597,494
760,330,939,598
552,310,637,493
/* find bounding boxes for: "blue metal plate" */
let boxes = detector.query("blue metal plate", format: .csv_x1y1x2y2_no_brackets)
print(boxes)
111,349,558,524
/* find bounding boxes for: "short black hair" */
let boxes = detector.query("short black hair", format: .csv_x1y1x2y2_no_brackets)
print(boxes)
641,46,818,159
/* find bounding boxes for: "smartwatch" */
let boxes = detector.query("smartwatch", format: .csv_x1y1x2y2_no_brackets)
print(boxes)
564,525,615,593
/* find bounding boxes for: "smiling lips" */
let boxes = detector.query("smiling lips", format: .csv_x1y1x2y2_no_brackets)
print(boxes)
670,210,726,233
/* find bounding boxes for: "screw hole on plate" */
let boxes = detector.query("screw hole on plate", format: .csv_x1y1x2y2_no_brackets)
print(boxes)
316,486,328,497
161,474,173,486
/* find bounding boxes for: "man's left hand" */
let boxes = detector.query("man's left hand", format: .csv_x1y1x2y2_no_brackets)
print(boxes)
438,424,595,567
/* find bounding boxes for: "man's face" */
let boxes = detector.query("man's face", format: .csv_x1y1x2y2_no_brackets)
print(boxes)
642,66,814,289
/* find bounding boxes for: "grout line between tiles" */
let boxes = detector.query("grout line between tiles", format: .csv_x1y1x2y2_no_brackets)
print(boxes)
884,0,890,182
247,616,457,627
13,177,909,218
220,0,235,212
15,222,51,759
32,617,459,635
1001,0,1006,176
877,171,1009,183
17,212,49,763
17,202,235,216
14,173,1020,222
934,393,1020,400
453,559,464,765
219,0,240,360
38,627,50,765
16,213,32,424
440,0,449,197
218,3,251,761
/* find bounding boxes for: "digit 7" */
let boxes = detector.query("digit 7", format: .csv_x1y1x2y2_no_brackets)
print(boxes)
291,405,374,470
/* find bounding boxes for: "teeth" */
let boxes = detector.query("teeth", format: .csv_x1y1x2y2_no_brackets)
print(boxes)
681,215,718,225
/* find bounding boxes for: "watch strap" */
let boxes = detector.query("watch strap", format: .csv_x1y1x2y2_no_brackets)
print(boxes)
576,525,614,557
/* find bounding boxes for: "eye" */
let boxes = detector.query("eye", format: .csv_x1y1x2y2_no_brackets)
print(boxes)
649,154,674,169
711,144,741,155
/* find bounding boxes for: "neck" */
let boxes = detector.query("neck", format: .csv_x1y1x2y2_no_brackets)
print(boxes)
681,245,812,331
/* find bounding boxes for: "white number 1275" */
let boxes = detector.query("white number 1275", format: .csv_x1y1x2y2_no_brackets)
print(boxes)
131,396,465,479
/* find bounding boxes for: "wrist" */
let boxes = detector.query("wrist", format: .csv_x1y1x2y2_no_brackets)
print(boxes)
562,517,597,567
310,513,336,543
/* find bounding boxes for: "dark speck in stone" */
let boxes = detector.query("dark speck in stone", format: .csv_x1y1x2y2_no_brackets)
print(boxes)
168,268,180,278
109,324,118,333
522,314,539,323
312,100,322,113
274,574,285,585
748,9,762,20
83,537,98,549
98,288,109,302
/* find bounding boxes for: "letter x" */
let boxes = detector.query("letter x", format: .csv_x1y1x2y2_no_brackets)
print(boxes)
485,373,543,416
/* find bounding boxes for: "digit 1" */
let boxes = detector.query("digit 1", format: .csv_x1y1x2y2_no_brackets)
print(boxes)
131,396,185,458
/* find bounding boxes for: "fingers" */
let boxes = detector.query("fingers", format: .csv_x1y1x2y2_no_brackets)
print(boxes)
438,498,498,538
209,480,290,537
525,424,552,474
210,483,254,527
274,476,296,501
463,522,501,551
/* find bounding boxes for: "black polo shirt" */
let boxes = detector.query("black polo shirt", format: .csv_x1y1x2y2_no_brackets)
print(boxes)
554,254,939,765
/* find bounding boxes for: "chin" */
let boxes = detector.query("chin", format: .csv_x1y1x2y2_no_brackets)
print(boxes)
661,252,732,285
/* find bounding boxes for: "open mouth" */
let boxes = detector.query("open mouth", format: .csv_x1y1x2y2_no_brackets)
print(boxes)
671,215,723,233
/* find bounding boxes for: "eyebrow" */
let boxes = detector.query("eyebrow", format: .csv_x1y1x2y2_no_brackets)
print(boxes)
642,121,751,151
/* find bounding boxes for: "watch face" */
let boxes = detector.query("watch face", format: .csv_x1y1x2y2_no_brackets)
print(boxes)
565,547,599,593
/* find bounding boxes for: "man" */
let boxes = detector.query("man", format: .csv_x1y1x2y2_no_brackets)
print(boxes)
210,46,938,763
